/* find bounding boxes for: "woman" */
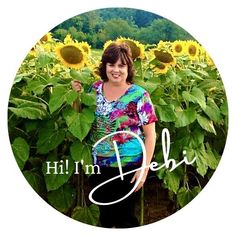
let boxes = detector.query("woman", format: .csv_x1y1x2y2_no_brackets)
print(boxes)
72,42,158,228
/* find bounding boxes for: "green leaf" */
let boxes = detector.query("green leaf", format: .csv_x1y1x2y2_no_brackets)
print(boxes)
9,97,43,107
197,115,216,135
65,90,78,104
134,79,158,94
82,107,95,123
63,107,94,141
182,87,206,109
9,107,47,120
37,125,65,154
195,147,208,177
48,86,66,114
220,100,228,116
81,91,96,106
183,148,196,162
70,114,92,141
156,167,166,180
177,186,201,208
203,98,222,123
192,68,209,77
156,104,176,122
205,143,220,170
198,79,222,91
47,184,76,213
72,204,100,226
12,137,30,170
48,85,78,114
188,129,204,148
191,87,206,109
179,69,204,80
175,108,197,127
14,74,25,84
167,69,181,85
24,120,38,132
70,69,92,84
70,141,84,162
42,154,75,191
37,52,53,68
150,87,164,104
9,98,48,120
23,170,46,194
164,169,181,194
70,141,92,173
27,77,50,95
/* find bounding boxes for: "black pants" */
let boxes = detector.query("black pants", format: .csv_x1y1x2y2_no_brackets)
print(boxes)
89,166,140,228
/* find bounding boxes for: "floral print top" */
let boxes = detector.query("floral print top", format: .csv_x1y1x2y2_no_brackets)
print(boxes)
89,80,158,167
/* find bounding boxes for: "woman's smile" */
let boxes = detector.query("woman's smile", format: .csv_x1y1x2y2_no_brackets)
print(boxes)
106,58,128,84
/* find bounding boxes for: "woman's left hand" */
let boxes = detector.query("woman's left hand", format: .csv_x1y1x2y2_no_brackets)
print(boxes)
130,169,149,192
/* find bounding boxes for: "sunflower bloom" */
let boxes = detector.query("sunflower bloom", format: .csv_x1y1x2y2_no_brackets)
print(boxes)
78,41,91,55
186,40,200,61
92,63,101,80
171,40,186,56
116,37,145,60
157,40,171,51
151,49,176,67
64,34,74,44
103,40,113,51
152,62,170,74
55,42,87,69
206,54,215,67
40,32,53,43
29,47,36,57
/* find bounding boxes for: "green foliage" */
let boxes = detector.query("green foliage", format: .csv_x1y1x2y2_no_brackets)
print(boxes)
8,29,227,225
47,184,76,213
52,8,193,48
72,204,100,226
11,137,29,170
42,154,75,191
146,55,227,209
8,48,99,226
177,186,201,207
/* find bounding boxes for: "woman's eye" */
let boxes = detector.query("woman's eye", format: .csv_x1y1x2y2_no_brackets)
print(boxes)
119,64,126,68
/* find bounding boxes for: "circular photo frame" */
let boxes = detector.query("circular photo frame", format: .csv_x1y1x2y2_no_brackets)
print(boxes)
8,7,228,228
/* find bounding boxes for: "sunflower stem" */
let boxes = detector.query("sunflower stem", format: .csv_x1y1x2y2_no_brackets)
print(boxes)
72,94,82,113
139,59,144,80
140,186,145,225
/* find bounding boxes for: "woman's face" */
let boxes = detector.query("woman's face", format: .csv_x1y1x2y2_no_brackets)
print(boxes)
106,58,128,84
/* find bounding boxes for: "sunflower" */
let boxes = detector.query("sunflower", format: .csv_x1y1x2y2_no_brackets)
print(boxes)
185,40,200,61
29,47,36,57
78,41,91,55
171,40,186,56
198,45,213,66
55,42,87,69
152,62,170,74
116,37,145,60
40,32,53,43
157,40,171,51
91,63,101,80
206,54,215,67
51,64,63,75
103,40,113,51
151,49,176,67
64,34,74,44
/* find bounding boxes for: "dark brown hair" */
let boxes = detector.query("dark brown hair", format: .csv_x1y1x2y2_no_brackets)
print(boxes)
98,42,135,83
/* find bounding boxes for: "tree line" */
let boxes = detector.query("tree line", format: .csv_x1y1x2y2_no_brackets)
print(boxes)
51,8,194,48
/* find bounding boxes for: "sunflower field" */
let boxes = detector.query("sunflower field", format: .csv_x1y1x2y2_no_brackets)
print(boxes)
8,32,228,225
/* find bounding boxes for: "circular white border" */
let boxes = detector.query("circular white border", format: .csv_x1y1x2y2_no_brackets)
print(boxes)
1,0,235,235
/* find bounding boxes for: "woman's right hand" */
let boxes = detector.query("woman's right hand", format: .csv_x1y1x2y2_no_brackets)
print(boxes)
71,80,82,93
